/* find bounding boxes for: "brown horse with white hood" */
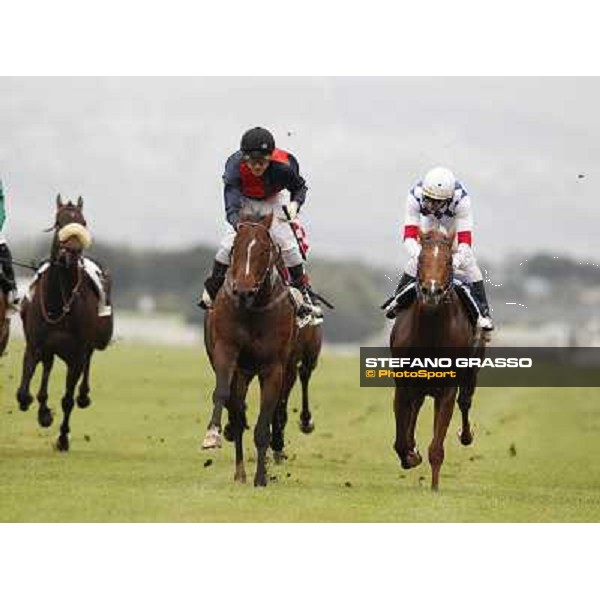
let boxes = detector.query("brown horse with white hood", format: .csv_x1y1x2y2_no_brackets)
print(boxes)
17,196,113,451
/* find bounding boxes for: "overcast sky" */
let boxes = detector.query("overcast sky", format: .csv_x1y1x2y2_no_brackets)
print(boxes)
0,77,598,268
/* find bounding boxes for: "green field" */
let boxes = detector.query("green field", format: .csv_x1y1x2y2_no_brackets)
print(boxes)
1,339,599,522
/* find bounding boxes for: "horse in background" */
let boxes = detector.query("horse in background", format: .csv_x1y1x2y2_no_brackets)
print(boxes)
17,195,113,451
202,210,297,486
390,227,484,490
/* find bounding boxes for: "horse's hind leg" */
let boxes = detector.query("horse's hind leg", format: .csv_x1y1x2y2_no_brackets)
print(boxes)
299,361,315,434
77,350,93,408
37,355,54,428
428,389,457,491
17,345,39,412
56,359,85,452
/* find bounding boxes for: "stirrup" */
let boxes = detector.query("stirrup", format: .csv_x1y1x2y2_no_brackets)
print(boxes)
197,289,213,310
98,305,112,317
477,315,494,331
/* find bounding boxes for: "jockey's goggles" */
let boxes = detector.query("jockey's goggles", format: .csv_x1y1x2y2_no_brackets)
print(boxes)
423,195,450,209
242,152,272,167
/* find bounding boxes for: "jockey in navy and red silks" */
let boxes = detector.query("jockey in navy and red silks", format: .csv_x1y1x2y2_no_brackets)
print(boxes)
386,166,494,331
0,179,20,307
199,126,317,317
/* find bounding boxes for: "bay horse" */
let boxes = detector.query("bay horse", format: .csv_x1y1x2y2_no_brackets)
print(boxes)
390,227,484,490
0,286,8,356
16,196,113,451
202,210,297,486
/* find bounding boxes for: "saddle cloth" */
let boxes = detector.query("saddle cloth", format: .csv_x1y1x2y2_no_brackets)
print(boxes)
27,257,108,304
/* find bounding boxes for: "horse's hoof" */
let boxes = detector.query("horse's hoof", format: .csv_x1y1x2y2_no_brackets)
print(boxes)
76,395,91,409
253,474,267,487
401,449,422,470
55,436,70,452
234,467,247,483
273,450,287,465
38,408,53,428
17,393,33,412
458,429,474,446
299,419,315,434
223,423,234,442
201,426,222,450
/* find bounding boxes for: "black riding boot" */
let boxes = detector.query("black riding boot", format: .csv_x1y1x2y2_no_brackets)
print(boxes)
0,243,17,294
198,260,229,309
470,280,494,330
288,264,314,318
383,272,416,319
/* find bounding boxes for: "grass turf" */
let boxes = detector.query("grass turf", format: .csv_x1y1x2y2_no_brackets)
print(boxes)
1,340,599,522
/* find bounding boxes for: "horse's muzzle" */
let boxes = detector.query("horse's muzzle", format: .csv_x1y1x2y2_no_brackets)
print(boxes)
419,282,445,306
232,284,259,306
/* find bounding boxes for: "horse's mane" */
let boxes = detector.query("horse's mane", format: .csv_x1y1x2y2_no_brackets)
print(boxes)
239,209,268,224
421,225,455,243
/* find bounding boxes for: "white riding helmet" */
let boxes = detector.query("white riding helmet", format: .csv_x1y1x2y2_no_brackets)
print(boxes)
422,166,456,201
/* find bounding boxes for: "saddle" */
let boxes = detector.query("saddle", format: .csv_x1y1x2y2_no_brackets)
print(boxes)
27,256,111,316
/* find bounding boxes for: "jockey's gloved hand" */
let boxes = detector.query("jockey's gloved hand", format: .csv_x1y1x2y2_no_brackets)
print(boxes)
453,243,471,271
404,238,421,259
280,201,299,222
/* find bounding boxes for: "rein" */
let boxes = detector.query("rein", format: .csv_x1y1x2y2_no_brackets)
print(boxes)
230,221,283,310
39,258,84,325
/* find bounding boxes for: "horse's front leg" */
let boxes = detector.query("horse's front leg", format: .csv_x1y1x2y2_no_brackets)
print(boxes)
271,361,295,462
76,350,93,408
254,362,285,487
299,360,316,434
202,344,238,450
17,344,39,412
429,388,457,491
56,358,85,452
229,371,251,483
37,354,55,428
393,386,422,469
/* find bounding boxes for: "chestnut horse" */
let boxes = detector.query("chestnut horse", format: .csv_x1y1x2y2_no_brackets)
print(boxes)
202,211,297,486
391,228,484,490
16,196,113,451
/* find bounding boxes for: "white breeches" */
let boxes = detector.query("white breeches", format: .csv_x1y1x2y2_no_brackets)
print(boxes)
215,193,303,267
405,244,483,283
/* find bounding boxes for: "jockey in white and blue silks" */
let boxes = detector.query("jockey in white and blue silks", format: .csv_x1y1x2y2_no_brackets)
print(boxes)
0,179,20,308
385,166,494,331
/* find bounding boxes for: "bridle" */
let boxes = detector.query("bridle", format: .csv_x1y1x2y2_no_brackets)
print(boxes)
416,236,454,304
40,210,88,325
230,221,281,302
